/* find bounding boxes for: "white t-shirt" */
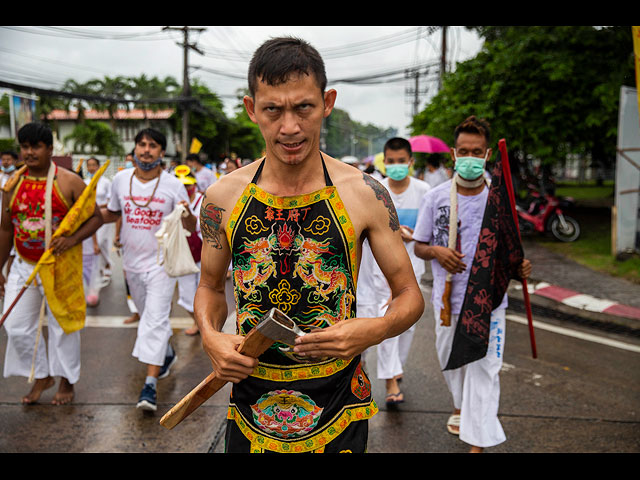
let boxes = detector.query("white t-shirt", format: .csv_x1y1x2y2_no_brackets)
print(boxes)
82,175,112,256
194,166,216,193
107,169,190,273
357,177,431,305
424,167,449,188
413,179,508,314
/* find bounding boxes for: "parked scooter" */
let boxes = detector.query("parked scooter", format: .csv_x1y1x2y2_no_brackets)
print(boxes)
516,183,581,242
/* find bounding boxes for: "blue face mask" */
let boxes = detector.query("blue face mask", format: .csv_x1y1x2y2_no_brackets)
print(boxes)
125,161,134,169
385,163,410,181
1,165,15,174
454,152,488,180
134,154,163,171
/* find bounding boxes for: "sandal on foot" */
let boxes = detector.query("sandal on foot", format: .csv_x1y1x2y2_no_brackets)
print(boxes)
447,414,460,435
385,391,404,406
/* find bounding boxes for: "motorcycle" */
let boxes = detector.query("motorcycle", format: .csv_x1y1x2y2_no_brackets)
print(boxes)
515,183,581,242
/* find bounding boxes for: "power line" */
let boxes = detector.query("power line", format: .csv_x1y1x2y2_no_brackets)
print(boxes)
0,26,173,41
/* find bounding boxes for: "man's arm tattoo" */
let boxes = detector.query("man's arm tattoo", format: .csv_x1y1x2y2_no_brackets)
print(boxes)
200,199,226,249
362,173,400,231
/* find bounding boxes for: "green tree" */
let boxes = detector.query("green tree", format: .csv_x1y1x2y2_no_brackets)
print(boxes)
228,89,264,160
64,120,124,156
411,26,635,174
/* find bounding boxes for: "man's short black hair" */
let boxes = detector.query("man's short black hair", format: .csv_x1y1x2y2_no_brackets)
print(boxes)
384,137,412,157
1,150,18,160
17,122,53,147
87,157,100,166
453,116,491,146
186,153,203,164
134,128,167,151
248,36,327,97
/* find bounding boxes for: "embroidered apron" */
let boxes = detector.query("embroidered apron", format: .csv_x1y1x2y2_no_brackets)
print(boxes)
10,165,70,263
224,155,377,453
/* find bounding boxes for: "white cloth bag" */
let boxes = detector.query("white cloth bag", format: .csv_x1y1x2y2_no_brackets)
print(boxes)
155,203,200,277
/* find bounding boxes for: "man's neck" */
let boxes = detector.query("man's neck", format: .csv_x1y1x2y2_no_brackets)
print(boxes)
455,175,487,196
134,166,162,182
261,151,326,196
27,160,52,178
387,176,411,194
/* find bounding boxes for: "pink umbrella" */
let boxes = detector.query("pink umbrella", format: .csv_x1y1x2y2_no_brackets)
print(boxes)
409,135,450,153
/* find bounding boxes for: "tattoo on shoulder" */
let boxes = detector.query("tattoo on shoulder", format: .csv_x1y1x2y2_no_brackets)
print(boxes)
200,199,226,249
362,173,400,232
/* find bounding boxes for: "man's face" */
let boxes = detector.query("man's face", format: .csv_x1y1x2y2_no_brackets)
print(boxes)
87,159,99,174
384,148,413,167
244,73,336,166
1,154,14,169
20,141,52,170
134,135,164,165
451,132,491,163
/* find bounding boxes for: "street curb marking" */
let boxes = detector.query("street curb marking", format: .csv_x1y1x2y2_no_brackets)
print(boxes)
512,282,640,320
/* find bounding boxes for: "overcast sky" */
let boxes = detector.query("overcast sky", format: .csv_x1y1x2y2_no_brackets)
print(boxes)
0,26,483,138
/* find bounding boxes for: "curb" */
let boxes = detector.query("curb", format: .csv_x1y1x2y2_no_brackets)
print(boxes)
507,280,640,332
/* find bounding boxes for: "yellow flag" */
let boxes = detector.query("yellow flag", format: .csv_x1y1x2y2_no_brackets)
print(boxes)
32,160,110,334
190,137,202,154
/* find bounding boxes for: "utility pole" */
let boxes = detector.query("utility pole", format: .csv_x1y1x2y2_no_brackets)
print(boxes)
162,26,206,162
439,26,447,92
405,67,429,118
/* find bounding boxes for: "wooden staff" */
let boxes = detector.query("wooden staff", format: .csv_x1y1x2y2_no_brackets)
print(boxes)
499,138,537,358
440,174,459,327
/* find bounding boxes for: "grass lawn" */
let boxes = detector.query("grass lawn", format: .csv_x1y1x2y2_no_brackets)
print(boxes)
536,205,640,285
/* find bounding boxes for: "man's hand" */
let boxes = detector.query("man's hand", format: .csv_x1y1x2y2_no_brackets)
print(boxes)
293,317,378,360
50,235,77,256
179,200,197,233
433,246,466,274
399,226,414,243
519,259,532,279
201,330,258,383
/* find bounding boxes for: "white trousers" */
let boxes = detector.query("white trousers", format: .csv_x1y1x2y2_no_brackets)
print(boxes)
434,306,506,448
176,263,201,314
2,258,81,384
373,288,416,381
377,325,416,380
126,265,176,366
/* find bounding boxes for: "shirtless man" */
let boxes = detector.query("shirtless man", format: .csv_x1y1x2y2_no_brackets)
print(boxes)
193,37,425,453
0,122,103,405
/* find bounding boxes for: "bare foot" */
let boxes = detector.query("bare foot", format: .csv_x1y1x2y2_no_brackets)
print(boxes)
52,378,74,405
22,376,55,404
123,312,140,324
469,446,484,453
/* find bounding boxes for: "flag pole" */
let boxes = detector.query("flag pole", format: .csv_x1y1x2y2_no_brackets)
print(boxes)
498,139,537,358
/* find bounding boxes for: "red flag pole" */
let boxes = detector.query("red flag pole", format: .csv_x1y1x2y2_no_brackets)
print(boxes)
498,138,537,358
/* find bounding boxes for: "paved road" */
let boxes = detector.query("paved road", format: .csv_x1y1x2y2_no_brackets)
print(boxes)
1,256,639,453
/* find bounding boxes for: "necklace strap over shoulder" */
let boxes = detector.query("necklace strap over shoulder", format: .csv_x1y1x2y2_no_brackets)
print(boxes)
129,169,162,209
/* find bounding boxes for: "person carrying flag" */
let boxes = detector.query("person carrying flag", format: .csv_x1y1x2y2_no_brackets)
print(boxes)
413,116,531,453
0,122,103,405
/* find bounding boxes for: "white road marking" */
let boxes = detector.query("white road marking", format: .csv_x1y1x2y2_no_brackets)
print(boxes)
506,314,640,353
